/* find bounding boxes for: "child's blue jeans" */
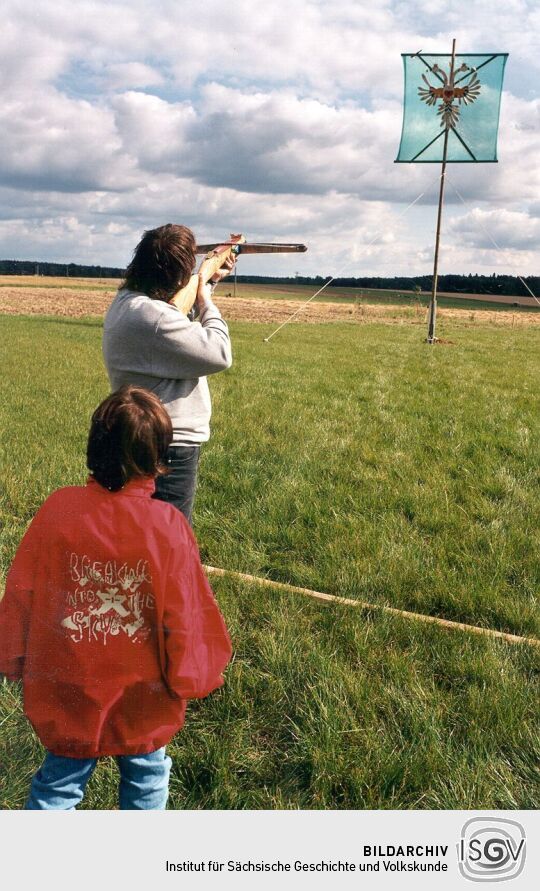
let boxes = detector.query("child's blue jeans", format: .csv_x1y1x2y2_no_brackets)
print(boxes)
25,747,172,810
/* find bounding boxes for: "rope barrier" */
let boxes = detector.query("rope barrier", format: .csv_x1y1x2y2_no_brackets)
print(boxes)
205,565,540,648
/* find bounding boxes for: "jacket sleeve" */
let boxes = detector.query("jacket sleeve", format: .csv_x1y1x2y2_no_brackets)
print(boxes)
0,511,44,680
162,526,232,699
152,299,233,379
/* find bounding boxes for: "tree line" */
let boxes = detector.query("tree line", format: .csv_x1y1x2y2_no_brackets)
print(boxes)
0,258,537,297
234,273,539,298
0,259,124,278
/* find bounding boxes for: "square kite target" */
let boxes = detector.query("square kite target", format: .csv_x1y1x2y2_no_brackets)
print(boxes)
396,52,508,163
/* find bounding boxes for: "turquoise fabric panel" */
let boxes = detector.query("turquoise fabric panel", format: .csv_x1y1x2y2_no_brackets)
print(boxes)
396,53,508,163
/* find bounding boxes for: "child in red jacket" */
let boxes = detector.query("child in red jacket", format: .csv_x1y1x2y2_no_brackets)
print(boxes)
0,385,232,809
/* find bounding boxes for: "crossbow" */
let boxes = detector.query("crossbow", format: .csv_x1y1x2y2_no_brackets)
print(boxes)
169,234,307,315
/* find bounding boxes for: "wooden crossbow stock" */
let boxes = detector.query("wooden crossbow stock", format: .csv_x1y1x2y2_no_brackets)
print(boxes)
169,234,307,315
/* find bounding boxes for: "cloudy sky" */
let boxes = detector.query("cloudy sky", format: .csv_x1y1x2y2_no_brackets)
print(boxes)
1,0,539,278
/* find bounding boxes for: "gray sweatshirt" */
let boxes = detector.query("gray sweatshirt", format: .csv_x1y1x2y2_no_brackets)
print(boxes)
102,288,232,445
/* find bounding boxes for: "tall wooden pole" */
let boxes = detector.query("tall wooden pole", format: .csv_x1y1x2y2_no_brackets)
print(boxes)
427,38,456,344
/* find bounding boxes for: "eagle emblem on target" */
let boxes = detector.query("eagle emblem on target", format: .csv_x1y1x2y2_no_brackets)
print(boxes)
418,63,481,128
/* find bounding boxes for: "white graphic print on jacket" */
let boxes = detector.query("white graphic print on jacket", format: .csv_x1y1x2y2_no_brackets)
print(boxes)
61,553,155,644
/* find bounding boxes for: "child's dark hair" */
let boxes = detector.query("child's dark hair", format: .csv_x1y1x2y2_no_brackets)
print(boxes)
87,386,173,491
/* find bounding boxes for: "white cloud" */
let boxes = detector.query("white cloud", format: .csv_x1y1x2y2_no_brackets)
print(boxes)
109,84,429,202
0,89,137,192
111,92,195,171
449,207,540,251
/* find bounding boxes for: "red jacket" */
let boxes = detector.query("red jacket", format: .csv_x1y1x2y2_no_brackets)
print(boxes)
0,477,232,757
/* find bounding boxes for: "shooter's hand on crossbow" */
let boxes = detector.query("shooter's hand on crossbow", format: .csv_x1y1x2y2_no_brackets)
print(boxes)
195,254,236,310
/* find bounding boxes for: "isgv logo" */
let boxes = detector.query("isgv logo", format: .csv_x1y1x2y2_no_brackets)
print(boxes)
458,817,526,882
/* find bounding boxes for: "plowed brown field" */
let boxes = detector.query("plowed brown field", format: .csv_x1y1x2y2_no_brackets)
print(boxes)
1,282,539,327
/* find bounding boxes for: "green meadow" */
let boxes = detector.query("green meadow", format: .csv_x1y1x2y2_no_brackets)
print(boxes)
0,313,539,809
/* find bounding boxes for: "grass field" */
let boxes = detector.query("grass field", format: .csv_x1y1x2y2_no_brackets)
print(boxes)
0,312,539,809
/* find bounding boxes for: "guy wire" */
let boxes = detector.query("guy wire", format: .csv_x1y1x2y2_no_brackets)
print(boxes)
263,172,444,342
447,177,540,307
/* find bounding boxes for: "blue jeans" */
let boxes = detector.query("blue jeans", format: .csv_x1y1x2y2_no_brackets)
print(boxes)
25,747,172,810
153,445,200,526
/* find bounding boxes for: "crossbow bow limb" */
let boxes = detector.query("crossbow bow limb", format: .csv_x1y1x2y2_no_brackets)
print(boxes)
169,234,307,315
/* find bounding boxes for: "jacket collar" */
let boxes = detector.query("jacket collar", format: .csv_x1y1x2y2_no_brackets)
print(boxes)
86,476,156,497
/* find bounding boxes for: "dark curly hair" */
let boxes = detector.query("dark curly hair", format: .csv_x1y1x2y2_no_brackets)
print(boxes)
87,386,173,491
122,223,197,301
